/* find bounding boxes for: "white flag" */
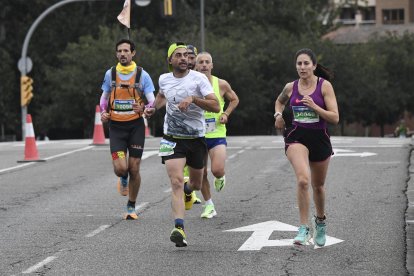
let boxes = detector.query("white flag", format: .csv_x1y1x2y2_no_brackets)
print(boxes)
117,0,131,28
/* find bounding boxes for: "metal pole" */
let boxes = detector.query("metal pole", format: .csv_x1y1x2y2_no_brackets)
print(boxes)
200,0,205,51
19,0,108,140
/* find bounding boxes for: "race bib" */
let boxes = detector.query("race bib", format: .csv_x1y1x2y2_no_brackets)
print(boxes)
159,139,177,156
292,106,319,123
114,99,135,114
205,118,216,133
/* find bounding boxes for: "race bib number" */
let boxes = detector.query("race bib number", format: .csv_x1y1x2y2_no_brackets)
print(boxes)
114,99,135,114
292,106,319,123
205,118,216,133
159,139,177,156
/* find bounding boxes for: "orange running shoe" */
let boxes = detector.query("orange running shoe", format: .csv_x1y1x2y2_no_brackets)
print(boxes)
117,177,129,196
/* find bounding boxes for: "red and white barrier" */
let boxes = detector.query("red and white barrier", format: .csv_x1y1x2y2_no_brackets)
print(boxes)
92,105,106,145
18,114,45,162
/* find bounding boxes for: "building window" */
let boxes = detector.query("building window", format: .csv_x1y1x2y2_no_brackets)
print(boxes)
383,9,405,24
337,6,376,25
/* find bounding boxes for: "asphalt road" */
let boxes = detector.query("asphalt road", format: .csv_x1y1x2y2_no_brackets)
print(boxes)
0,136,412,275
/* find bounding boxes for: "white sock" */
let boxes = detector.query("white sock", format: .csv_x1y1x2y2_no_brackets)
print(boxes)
205,199,214,205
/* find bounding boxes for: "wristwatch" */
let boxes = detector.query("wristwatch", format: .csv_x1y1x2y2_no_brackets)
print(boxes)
274,112,282,119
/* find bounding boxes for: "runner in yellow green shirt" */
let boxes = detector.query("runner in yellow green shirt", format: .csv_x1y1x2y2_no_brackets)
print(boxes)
196,52,239,218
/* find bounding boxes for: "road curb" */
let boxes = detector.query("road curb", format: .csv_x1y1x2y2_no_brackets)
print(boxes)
406,137,414,275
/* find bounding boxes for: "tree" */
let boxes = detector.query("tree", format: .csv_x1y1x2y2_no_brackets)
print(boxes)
1,0,412,139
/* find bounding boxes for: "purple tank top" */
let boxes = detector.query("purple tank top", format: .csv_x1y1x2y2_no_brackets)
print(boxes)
290,78,327,129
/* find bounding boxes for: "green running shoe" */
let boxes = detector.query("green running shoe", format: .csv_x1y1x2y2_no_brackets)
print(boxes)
312,216,326,247
170,227,187,247
200,204,217,219
194,193,202,204
293,225,311,245
214,175,226,192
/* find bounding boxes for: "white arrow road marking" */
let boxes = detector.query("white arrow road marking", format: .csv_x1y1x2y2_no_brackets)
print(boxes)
333,152,377,157
333,149,353,153
333,148,377,158
226,220,344,251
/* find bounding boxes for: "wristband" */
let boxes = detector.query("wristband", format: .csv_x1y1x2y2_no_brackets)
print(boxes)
274,112,282,119
222,112,229,117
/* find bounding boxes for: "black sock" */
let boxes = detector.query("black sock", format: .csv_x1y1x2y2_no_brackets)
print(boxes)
127,200,135,208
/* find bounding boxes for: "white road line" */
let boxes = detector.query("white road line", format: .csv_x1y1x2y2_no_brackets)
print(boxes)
13,141,59,147
227,154,237,159
65,141,97,145
365,161,401,165
379,139,410,144
164,188,172,193
85,225,111,238
141,151,158,160
135,202,149,212
22,256,57,274
92,147,109,151
228,149,246,160
85,203,149,238
43,146,94,161
331,145,404,148
0,146,94,174
0,148,158,175
0,162,34,174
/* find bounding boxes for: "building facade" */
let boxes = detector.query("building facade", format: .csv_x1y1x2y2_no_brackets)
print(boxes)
332,0,414,26
326,0,414,137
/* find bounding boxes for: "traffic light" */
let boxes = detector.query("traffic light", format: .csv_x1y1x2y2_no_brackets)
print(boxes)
21,76,34,107
162,0,174,17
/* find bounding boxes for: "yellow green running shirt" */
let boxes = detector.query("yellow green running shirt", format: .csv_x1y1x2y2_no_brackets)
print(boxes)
205,76,226,138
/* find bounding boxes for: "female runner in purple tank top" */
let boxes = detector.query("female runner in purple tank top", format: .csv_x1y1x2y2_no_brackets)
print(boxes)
273,48,339,247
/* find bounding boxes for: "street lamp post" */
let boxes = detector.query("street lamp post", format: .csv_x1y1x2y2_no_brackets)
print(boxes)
18,0,107,140
200,0,205,51
19,0,205,139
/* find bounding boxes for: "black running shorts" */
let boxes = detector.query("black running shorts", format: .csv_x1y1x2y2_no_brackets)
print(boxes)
109,118,145,158
161,135,207,169
284,125,333,162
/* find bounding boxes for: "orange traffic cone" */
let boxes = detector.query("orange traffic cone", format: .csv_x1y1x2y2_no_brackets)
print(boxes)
144,116,151,138
18,114,45,162
91,105,106,145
